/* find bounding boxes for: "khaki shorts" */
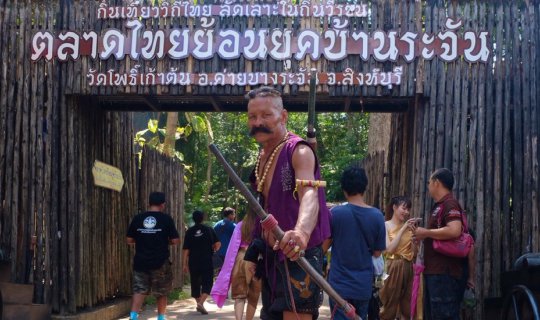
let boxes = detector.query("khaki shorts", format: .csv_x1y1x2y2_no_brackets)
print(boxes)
133,261,173,297
231,248,262,307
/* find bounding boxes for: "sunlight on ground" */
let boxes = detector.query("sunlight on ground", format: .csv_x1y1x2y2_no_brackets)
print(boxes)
118,292,332,319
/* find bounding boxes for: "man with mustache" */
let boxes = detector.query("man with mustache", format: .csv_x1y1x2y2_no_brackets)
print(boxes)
246,86,331,320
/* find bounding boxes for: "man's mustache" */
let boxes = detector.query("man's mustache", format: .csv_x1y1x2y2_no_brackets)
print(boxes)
249,126,273,136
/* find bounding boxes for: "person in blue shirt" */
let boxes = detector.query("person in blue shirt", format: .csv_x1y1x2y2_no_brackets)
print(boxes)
213,207,237,268
328,165,386,320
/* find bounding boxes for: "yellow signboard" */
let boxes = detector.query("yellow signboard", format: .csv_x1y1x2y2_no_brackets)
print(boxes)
92,160,124,192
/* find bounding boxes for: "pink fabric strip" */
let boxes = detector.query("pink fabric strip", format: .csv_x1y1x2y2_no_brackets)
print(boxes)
210,221,243,308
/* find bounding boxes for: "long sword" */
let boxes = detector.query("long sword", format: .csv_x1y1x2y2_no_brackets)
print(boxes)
208,143,360,320
307,68,318,150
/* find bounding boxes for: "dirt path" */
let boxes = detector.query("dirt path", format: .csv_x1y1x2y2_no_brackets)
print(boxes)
117,293,333,320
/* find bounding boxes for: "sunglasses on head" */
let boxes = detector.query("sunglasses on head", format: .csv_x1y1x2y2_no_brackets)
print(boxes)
246,86,282,99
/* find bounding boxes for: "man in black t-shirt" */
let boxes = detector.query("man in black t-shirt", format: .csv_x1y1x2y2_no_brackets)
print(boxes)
183,210,220,315
126,192,180,320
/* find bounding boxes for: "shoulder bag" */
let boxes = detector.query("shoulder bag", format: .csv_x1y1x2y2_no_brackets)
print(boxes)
432,203,474,258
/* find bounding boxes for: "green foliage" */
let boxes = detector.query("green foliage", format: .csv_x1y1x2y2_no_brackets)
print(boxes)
134,115,196,164
286,112,370,201
182,112,259,224
185,113,208,133
183,111,369,223
148,119,159,134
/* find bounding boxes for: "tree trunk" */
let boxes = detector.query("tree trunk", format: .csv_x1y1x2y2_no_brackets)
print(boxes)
163,112,178,157
203,115,214,202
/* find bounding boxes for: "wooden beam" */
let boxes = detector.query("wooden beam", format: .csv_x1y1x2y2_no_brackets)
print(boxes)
141,95,161,112
209,96,222,111
343,96,351,113
98,94,412,113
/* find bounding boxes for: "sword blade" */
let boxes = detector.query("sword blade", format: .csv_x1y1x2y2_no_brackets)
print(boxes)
307,68,318,150
308,68,317,133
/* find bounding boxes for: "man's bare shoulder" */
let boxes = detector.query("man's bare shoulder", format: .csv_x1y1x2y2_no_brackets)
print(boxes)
291,142,316,171
290,142,317,180
292,142,315,159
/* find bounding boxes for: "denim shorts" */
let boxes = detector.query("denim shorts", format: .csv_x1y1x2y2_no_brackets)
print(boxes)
132,261,172,297
424,274,466,320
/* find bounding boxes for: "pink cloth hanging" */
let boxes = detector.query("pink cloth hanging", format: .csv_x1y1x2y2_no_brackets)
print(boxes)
211,221,243,308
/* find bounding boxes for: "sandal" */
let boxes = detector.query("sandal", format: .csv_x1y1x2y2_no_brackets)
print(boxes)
196,303,208,315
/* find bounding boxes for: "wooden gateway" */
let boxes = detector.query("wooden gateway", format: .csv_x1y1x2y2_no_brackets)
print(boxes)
0,0,538,318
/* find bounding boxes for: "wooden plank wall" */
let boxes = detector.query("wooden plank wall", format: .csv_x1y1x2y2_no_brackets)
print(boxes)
138,146,185,290
55,98,138,312
0,0,185,314
0,0,539,317
360,151,387,211
380,1,540,318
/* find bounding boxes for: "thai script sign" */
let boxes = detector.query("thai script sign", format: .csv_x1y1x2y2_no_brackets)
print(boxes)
96,0,369,19
30,1,491,88
87,66,404,88
92,160,124,192
31,18,490,64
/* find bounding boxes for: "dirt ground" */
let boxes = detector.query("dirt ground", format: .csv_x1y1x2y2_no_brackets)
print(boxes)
117,291,333,320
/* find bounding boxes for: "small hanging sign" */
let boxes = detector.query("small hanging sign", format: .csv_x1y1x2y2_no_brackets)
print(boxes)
92,160,124,192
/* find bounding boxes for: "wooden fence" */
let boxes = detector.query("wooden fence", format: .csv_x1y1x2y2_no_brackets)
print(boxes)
360,151,387,212
421,0,536,304
372,2,540,318
0,0,189,313
0,96,185,314
0,0,539,318
0,92,139,312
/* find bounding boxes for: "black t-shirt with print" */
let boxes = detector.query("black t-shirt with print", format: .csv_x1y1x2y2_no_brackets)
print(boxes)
127,211,180,272
182,223,219,270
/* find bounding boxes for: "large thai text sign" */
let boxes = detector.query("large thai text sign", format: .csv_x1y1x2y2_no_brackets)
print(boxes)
30,1,491,88
31,17,490,63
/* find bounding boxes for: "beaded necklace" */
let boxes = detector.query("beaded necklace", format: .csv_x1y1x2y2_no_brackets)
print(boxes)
254,132,289,193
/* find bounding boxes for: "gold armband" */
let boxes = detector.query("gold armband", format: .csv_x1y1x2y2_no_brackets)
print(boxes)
293,179,327,199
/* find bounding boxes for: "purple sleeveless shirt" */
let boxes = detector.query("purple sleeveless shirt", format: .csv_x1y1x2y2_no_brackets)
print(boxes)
251,132,331,249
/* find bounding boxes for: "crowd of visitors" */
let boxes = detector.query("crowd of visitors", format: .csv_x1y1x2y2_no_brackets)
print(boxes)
126,87,475,320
